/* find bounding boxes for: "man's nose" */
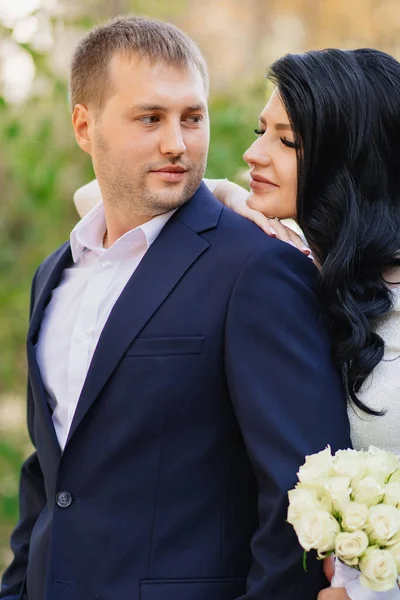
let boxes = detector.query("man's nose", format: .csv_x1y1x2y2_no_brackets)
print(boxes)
160,123,186,156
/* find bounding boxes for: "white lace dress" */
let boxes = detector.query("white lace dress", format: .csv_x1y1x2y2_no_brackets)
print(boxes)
348,286,400,454
330,290,400,599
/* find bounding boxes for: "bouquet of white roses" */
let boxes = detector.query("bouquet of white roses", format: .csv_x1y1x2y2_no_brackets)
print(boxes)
288,446,400,594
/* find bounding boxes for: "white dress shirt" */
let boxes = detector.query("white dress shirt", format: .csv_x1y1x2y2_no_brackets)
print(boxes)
36,200,175,450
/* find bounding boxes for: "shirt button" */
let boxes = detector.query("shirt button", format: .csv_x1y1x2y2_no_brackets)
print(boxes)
77,330,87,341
101,261,112,270
56,491,72,508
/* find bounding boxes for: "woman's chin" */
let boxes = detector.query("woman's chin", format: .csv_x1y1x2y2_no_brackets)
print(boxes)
246,192,295,220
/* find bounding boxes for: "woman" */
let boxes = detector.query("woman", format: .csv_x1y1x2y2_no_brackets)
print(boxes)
217,48,400,600
221,48,400,443
74,48,400,598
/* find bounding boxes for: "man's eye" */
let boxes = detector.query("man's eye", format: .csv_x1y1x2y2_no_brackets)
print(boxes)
139,116,159,124
254,128,265,137
184,115,203,123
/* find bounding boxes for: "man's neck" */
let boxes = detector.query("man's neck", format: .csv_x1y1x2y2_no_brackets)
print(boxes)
102,204,155,248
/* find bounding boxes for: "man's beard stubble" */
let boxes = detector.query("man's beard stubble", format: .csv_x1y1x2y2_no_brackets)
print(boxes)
94,134,207,218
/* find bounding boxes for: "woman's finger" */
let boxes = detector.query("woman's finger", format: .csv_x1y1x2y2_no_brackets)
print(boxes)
286,229,312,256
323,555,335,582
267,219,292,242
235,205,276,236
269,220,313,258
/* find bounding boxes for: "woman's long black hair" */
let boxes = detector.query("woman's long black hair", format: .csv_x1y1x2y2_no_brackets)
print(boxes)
268,48,400,414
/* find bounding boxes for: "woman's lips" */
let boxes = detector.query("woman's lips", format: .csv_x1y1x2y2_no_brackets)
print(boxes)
249,176,279,192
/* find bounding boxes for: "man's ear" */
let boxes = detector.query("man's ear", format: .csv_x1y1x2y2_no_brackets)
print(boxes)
72,104,93,155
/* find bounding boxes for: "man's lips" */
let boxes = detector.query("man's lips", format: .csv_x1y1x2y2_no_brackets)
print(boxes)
153,166,187,173
150,166,187,182
249,173,279,192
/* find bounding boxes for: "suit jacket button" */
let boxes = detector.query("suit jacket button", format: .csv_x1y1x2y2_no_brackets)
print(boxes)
56,491,72,508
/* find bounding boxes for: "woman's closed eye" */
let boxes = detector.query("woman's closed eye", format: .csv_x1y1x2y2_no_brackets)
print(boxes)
254,128,265,137
254,128,299,149
280,137,298,149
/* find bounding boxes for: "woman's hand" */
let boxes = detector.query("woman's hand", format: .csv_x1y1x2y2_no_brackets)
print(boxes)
318,591,351,600
317,556,350,600
212,180,314,260
324,555,335,582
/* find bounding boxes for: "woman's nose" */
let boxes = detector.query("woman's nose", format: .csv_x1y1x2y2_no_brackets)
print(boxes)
243,136,271,167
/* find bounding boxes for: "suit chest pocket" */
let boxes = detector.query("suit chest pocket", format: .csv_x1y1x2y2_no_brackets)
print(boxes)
124,336,206,357
140,578,246,600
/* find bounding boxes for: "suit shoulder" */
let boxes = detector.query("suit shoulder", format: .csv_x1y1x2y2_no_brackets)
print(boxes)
217,205,286,252
216,207,319,287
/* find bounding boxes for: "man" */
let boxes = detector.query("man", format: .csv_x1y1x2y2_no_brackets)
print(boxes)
1,16,351,600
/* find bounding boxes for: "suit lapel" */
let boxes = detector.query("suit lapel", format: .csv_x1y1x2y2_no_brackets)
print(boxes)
28,242,72,343
66,184,222,446
27,341,62,461
27,242,73,459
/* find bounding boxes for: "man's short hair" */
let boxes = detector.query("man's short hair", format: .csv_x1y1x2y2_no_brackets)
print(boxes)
69,16,209,113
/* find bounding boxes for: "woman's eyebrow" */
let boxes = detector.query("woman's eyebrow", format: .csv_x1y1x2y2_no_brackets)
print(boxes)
258,115,291,131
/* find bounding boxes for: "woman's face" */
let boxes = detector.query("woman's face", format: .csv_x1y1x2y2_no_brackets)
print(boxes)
243,90,298,219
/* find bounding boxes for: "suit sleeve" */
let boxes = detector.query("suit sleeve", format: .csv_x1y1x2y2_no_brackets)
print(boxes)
0,270,47,600
225,239,352,600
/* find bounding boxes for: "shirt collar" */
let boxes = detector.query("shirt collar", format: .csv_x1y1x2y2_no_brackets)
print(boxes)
70,199,176,263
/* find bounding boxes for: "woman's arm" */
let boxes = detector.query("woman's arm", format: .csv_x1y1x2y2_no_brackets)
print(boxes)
73,177,312,260
74,179,102,218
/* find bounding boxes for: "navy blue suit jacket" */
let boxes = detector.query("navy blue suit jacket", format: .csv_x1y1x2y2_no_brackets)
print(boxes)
1,183,351,600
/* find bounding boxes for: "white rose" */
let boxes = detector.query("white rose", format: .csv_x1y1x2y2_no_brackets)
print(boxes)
333,449,367,484
366,446,400,484
359,547,398,592
352,476,385,507
367,504,400,545
287,486,319,525
288,485,333,526
341,502,369,532
388,542,400,571
297,447,333,487
335,530,369,566
317,489,334,514
295,509,340,557
388,469,400,483
385,531,400,547
384,482,400,508
324,477,352,513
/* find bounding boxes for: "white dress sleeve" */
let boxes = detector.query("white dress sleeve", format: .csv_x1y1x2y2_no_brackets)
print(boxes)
332,556,400,599
73,179,102,218
203,178,227,193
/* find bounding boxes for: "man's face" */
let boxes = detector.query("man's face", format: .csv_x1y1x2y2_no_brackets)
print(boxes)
79,53,209,217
